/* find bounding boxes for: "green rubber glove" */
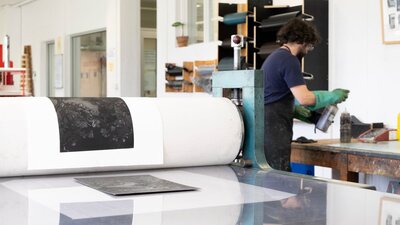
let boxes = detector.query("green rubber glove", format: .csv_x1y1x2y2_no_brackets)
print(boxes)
294,105,313,123
308,89,350,111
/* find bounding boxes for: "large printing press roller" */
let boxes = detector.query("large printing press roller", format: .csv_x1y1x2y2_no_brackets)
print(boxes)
0,96,318,225
0,97,244,177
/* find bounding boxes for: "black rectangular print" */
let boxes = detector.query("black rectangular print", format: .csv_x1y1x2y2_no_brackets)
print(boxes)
50,98,134,152
75,175,198,196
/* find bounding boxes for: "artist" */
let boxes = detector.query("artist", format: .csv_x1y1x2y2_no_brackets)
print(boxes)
262,18,349,171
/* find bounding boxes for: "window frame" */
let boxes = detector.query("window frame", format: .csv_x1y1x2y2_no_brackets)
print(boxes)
180,0,215,44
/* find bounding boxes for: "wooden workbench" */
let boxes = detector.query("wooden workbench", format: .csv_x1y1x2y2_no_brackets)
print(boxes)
291,139,400,182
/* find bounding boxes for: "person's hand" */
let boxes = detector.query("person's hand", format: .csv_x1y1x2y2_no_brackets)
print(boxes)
332,88,350,104
309,89,350,110
294,105,313,123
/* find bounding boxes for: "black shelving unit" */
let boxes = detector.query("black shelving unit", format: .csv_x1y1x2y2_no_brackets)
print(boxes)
218,3,256,70
255,4,302,69
218,1,302,70
218,3,239,62
216,0,329,91
303,0,329,91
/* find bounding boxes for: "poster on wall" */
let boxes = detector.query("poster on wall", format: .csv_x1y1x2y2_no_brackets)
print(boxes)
381,0,400,44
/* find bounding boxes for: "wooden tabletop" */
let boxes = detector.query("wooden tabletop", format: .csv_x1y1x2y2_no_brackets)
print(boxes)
291,139,400,181
292,139,400,159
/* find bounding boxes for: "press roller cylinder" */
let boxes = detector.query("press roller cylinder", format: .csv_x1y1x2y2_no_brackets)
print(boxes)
0,97,243,177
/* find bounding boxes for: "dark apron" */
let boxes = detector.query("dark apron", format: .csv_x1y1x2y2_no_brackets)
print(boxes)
264,94,295,172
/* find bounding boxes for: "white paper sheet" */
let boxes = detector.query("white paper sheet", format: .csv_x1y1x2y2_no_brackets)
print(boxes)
26,98,164,170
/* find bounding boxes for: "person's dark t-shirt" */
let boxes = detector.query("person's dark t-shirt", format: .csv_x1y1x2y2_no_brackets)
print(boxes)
262,48,305,104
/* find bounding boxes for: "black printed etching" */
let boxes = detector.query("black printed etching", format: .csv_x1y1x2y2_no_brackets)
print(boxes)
75,175,198,196
49,98,134,152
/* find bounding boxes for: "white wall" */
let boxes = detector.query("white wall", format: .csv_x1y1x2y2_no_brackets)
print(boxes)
330,0,400,129
17,0,108,96
0,6,22,69
0,0,140,97
106,0,141,97
329,0,400,189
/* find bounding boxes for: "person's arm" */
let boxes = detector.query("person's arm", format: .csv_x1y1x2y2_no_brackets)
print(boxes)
290,85,316,106
291,85,350,110
283,57,349,110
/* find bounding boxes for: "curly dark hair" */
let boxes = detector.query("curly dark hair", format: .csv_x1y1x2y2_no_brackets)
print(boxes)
277,18,321,45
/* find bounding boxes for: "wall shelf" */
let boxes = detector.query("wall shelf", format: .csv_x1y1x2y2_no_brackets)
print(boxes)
216,1,302,70
264,5,290,8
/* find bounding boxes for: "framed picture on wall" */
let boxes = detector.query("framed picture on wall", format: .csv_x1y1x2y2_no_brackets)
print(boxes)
381,0,400,44
378,197,400,225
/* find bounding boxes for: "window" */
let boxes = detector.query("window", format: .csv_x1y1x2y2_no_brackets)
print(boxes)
186,0,216,44
72,31,107,97
47,42,55,97
195,0,204,43
141,0,156,29
141,0,157,97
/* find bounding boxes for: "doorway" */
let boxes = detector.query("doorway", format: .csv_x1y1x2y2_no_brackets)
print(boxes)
47,42,55,97
141,0,157,97
71,31,107,97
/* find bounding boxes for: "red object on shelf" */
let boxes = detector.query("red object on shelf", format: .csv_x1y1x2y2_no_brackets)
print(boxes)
5,61,14,85
0,44,3,67
0,44,15,85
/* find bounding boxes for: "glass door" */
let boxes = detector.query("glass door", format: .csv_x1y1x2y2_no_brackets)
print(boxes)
47,42,55,97
72,31,107,97
141,37,157,97
141,0,157,97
